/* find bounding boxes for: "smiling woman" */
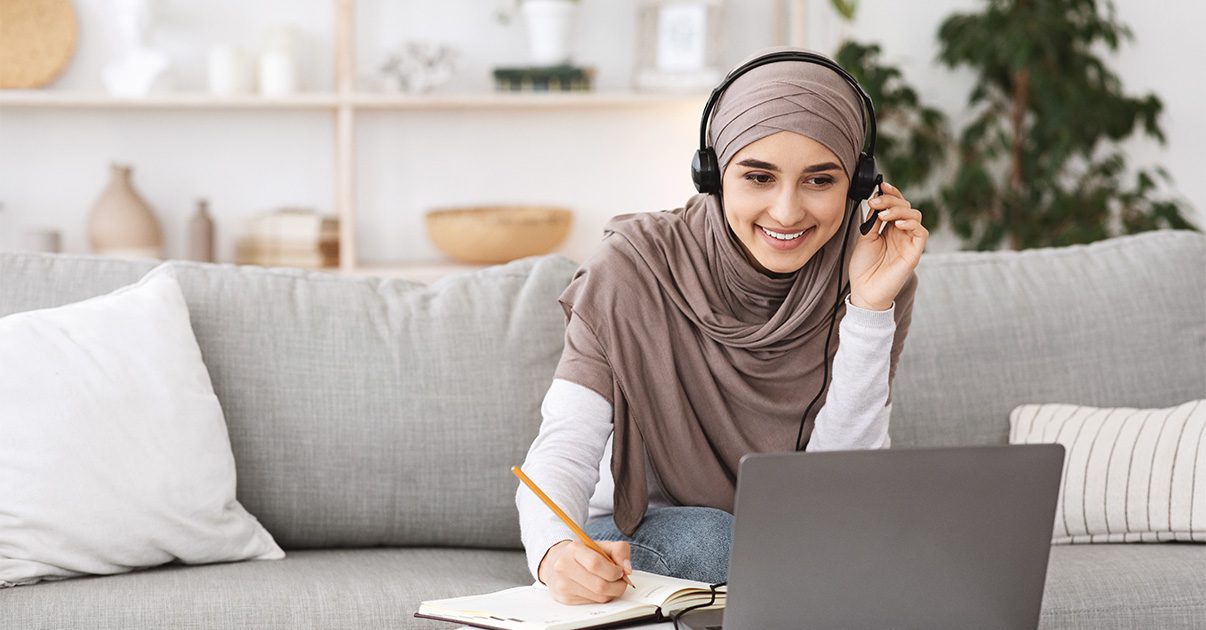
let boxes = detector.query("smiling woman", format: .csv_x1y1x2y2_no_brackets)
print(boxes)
516,45,926,609
722,131,849,275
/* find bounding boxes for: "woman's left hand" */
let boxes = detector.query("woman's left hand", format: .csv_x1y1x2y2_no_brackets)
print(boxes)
848,181,928,311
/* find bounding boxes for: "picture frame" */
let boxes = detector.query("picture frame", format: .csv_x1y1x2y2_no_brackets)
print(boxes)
633,0,725,92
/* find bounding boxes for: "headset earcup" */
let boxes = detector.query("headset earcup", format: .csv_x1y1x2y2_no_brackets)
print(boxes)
847,152,880,201
692,148,721,195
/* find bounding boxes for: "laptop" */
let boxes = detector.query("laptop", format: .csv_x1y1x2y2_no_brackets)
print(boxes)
680,444,1066,630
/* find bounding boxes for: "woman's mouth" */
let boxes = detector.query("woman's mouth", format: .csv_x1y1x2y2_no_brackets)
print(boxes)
757,224,812,251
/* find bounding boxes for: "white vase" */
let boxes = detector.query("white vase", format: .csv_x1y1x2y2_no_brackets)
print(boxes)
102,0,171,96
521,0,577,66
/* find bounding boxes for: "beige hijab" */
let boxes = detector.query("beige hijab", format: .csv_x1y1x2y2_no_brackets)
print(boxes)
555,46,919,536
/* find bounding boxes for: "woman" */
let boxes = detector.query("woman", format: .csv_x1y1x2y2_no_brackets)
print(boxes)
516,46,928,606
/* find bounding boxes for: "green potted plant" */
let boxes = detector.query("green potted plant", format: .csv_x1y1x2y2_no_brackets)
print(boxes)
496,0,582,66
827,1,952,226
934,0,1199,250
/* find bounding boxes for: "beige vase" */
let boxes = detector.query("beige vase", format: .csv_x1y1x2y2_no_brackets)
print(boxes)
87,163,163,259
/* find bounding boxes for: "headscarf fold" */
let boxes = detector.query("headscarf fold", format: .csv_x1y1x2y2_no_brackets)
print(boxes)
555,46,919,536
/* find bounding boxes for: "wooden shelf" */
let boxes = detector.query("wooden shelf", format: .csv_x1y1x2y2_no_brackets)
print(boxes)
0,90,708,111
2,0,698,274
0,91,341,109
349,91,708,109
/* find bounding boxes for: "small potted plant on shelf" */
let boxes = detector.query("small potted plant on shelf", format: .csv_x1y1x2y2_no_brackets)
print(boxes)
495,0,581,66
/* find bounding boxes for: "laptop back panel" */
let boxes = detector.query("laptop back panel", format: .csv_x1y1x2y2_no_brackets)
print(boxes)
719,444,1065,630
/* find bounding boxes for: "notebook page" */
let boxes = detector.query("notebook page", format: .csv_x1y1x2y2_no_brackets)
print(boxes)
628,570,720,606
419,583,656,629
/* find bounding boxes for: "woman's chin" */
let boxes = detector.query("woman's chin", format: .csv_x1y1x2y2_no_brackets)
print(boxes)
755,251,808,275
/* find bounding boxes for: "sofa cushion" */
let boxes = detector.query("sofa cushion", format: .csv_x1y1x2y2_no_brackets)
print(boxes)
891,230,1206,448
1011,399,1206,544
0,548,532,630
0,253,579,550
1040,543,1206,629
1,545,1202,629
0,264,283,588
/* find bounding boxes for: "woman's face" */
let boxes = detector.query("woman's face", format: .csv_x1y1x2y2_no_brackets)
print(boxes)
721,131,849,275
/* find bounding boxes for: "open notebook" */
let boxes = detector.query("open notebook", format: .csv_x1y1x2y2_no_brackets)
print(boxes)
414,570,726,630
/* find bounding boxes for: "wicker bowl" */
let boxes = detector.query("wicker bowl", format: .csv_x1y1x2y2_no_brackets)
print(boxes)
425,205,573,264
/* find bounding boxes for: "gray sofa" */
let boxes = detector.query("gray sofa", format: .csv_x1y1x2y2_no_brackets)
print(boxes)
1,228,1203,629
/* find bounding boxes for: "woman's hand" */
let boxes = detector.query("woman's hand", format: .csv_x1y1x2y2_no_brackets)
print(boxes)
538,539,633,605
848,180,928,311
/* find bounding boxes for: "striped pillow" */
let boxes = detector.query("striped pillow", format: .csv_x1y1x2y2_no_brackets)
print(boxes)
1009,399,1206,544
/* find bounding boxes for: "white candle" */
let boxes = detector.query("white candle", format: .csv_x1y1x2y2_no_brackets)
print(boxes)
258,51,297,96
207,45,254,96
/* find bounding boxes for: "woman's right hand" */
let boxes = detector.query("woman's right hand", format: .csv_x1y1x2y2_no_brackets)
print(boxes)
537,539,633,605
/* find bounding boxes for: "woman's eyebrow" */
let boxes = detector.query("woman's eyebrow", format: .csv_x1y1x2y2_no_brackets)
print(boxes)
735,158,841,174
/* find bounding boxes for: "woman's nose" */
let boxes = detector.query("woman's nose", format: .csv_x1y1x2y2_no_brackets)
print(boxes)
767,191,808,228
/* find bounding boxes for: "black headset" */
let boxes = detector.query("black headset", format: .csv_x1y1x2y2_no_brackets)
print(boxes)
687,50,886,452
691,50,882,206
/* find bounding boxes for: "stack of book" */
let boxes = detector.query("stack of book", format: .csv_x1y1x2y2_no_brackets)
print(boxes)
234,208,338,269
492,65,596,92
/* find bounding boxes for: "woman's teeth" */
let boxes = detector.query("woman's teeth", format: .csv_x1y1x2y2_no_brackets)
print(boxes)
760,225,807,240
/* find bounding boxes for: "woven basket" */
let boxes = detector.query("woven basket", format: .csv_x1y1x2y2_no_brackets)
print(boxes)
425,205,572,264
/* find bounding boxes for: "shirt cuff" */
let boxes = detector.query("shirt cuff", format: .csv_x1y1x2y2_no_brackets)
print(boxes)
525,525,577,583
843,295,896,328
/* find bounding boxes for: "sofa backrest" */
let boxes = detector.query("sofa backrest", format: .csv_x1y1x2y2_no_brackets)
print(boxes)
2,229,1202,550
889,229,1205,448
0,253,577,551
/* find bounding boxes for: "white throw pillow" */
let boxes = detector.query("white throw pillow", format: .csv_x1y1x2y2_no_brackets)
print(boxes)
0,264,284,588
1009,399,1206,544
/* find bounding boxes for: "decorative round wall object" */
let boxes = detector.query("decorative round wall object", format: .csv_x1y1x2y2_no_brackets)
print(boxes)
0,0,80,89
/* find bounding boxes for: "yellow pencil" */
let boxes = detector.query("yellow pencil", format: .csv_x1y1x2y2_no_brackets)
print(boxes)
511,465,636,589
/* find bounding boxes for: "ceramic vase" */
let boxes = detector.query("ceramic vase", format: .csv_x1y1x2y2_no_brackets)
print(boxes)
185,198,215,262
87,163,163,259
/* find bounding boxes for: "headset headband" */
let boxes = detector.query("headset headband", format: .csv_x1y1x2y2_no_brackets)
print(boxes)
698,51,877,160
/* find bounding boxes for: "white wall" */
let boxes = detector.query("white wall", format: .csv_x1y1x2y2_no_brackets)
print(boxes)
1,0,1201,264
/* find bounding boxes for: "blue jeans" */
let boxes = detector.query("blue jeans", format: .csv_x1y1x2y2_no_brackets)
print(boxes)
582,506,733,584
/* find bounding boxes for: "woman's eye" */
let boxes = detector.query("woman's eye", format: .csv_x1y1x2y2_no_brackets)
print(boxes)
743,173,834,187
